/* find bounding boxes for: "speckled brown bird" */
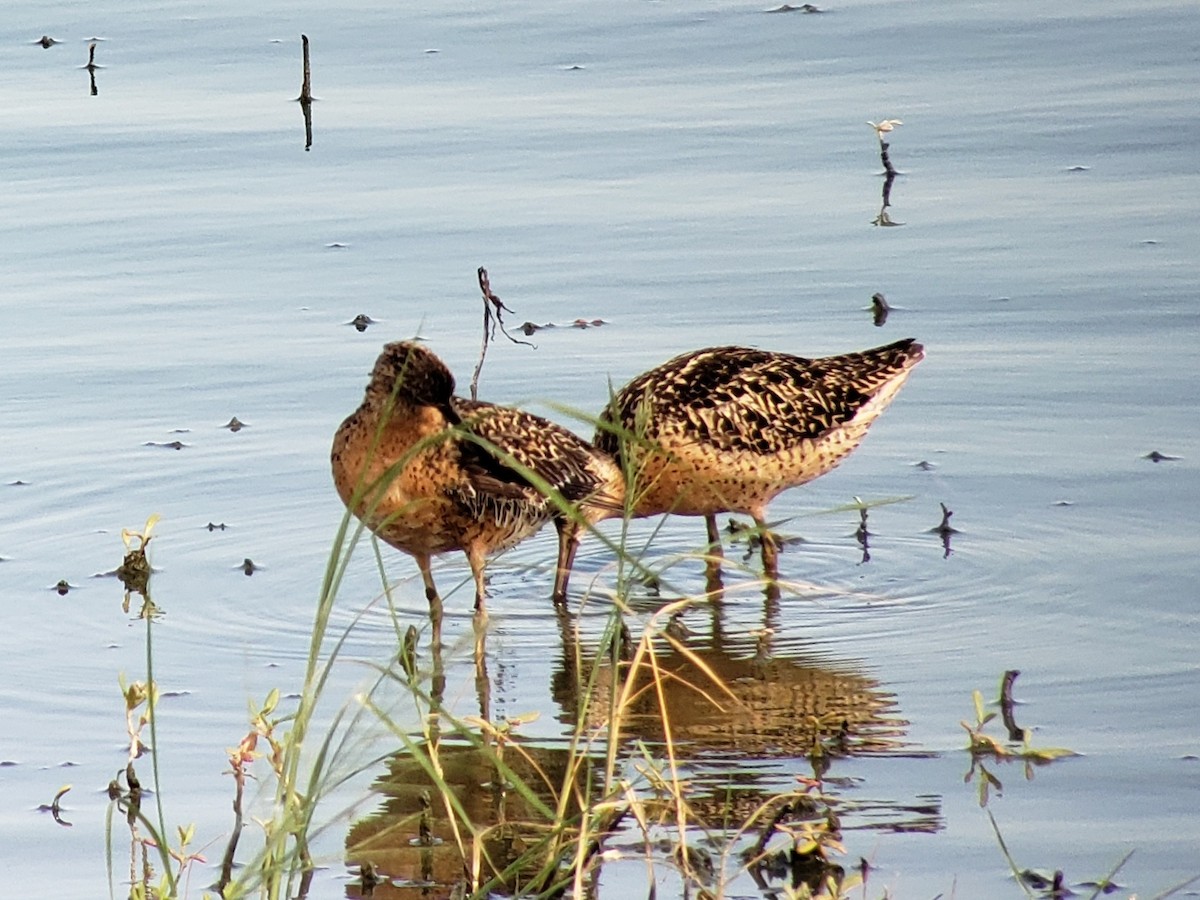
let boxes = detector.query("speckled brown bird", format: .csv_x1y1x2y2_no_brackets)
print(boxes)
332,341,624,610
594,338,924,576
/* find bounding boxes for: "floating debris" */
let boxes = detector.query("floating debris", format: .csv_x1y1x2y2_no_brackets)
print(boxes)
144,440,187,450
207,522,228,531
913,460,936,471
222,416,247,432
765,2,823,11
241,558,259,576
35,35,61,48
1140,239,1159,245
867,118,902,140
53,579,72,595
117,517,158,597
562,64,585,71
870,291,890,326
1144,450,1181,463
1066,165,1090,172
520,318,607,335
1051,499,1074,507
424,48,440,54
326,242,348,249
347,313,376,332
8,480,30,486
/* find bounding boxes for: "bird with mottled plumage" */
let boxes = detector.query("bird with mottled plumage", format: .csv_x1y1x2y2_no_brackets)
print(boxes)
593,338,924,576
331,341,624,610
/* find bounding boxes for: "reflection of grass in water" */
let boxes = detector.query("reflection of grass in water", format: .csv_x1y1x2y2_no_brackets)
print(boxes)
347,595,868,898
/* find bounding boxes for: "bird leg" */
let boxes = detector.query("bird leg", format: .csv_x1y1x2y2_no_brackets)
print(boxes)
551,519,581,607
704,513,725,581
754,513,780,579
416,553,441,605
704,514,724,556
466,545,489,611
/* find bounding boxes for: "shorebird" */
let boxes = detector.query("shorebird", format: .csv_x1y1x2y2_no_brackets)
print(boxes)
593,338,924,576
332,341,624,610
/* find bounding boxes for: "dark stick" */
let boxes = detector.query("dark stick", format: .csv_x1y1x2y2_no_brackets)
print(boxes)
999,669,1025,742
935,502,957,536
470,267,533,400
216,770,245,892
879,139,896,177
471,268,499,401
297,34,313,103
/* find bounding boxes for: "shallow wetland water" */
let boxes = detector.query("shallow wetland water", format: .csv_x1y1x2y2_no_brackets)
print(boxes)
2,1,1199,897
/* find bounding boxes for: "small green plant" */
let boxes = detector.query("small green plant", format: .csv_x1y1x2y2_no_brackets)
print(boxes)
962,682,1077,808
962,686,1076,762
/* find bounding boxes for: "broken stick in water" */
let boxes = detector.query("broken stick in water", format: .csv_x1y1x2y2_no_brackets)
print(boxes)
470,268,533,400
296,34,313,103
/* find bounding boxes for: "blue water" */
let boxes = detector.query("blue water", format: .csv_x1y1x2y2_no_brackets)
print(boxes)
2,1,1198,896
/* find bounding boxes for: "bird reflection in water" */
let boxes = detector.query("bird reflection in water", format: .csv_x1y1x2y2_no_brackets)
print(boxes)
345,582,941,897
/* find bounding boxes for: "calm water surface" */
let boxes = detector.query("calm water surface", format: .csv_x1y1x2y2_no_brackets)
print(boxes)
2,1,1198,896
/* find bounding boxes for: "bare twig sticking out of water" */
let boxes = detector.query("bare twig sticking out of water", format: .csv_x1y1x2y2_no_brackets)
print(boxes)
470,267,534,401
869,119,903,225
878,139,897,177
999,669,1025,742
84,43,100,96
48,785,72,827
935,502,956,536
855,505,870,563
868,119,901,176
934,502,957,558
296,35,314,149
296,34,313,103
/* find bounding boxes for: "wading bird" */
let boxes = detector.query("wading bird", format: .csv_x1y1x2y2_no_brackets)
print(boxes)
594,338,924,577
332,341,623,610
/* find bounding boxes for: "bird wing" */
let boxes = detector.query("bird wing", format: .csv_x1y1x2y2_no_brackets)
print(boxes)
600,340,921,455
452,398,612,506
